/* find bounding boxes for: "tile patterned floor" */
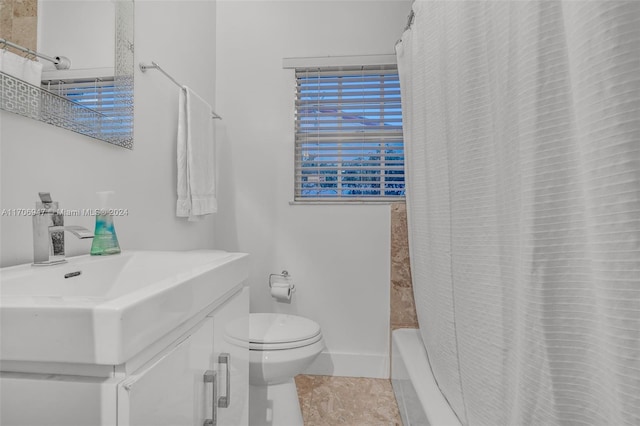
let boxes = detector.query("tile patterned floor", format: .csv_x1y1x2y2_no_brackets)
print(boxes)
295,375,402,426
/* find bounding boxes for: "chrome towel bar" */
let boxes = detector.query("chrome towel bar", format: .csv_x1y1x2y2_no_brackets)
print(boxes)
139,61,222,119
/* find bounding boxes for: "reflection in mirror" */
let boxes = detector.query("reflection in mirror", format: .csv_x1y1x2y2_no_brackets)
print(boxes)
0,0,134,149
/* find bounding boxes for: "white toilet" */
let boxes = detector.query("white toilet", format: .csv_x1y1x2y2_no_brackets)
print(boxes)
226,313,324,426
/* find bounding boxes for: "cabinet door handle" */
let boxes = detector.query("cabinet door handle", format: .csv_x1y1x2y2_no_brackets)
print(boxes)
218,353,231,408
203,370,217,426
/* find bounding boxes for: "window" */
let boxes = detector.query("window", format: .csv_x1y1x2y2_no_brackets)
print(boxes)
42,77,134,141
294,65,404,201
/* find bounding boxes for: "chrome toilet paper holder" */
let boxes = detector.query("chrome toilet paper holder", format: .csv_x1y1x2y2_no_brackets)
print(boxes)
269,270,295,291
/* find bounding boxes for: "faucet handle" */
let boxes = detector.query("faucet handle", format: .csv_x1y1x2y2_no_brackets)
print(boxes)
36,192,59,217
38,192,53,204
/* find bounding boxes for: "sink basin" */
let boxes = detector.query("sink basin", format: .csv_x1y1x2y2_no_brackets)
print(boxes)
0,250,249,365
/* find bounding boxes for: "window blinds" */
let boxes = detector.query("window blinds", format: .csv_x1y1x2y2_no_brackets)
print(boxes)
42,77,133,139
295,65,405,201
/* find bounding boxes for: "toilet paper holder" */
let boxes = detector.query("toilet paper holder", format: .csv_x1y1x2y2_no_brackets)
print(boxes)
269,270,295,291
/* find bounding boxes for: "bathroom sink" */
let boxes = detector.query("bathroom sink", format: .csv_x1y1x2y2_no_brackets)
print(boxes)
0,250,248,365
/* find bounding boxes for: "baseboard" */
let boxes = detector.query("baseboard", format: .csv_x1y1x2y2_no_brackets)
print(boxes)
302,351,390,379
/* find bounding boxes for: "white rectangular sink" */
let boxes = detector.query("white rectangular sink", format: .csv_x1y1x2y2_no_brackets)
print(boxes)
0,250,248,365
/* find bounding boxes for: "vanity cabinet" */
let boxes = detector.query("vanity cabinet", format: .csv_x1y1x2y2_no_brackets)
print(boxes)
0,286,249,426
118,317,215,425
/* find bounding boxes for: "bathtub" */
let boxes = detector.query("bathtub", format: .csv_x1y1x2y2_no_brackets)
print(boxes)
392,329,462,426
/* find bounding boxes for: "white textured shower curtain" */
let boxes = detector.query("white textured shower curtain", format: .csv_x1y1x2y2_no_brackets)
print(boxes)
396,1,640,425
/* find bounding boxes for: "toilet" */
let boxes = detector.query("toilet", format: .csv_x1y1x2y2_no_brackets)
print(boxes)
226,313,324,426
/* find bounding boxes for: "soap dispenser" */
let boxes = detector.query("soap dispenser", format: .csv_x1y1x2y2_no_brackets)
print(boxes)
90,191,121,256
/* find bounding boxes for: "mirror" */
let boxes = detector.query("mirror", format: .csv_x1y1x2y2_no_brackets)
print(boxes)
0,0,134,149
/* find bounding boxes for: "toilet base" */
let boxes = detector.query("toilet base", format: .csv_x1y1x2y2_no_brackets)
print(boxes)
249,379,303,426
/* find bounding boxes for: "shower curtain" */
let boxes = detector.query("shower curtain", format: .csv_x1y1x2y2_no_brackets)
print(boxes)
396,1,640,425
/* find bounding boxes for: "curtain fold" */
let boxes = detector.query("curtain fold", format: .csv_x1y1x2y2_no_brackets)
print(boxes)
397,1,640,425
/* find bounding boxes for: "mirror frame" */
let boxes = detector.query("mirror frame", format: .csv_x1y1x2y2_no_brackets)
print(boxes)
0,0,134,149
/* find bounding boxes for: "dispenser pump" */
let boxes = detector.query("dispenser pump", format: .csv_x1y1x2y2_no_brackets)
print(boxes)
90,191,121,256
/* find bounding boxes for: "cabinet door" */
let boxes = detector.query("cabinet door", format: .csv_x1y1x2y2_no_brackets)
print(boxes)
211,286,249,426
117,318,215,426
0,373,117,426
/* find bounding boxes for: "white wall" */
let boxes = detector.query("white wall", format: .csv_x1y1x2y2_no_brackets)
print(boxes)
215,1,411,378
38,0,115,71
0,1,217,267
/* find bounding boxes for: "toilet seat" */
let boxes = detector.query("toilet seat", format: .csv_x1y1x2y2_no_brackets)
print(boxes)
226,313,323,351
227,333,323,351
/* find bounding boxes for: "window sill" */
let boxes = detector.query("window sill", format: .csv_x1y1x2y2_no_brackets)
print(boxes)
289,199,405,206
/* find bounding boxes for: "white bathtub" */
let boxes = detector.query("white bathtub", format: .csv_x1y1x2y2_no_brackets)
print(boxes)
392,329,462,426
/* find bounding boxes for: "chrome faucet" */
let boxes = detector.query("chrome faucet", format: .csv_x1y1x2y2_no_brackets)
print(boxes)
32,192,94,266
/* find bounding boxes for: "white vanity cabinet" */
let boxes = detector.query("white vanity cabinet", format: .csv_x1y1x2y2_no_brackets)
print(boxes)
0,286,249,426
118,317,215,425
118,287,248,426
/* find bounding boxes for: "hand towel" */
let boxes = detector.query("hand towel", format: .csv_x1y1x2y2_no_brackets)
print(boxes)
0,50,42,86
0,50,26,79
22,57,43,86
176,86,217,221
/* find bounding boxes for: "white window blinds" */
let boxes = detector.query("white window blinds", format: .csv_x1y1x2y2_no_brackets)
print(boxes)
295,65,404,201
42,77,133,140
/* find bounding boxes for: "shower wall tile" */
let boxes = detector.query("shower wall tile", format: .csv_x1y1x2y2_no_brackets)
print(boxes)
390,202,418,329
9,16,36,49
12,0,37,17
1,0,14,41
1,0,37,53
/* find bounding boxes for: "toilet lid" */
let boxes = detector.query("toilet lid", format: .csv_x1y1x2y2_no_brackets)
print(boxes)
225,313,321,344
225,332,323,351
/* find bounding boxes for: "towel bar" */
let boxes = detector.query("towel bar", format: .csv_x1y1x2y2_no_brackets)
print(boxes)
139,61,222,120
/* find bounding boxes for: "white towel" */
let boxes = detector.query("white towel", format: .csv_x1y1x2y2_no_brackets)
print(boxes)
0,50,25,79
176,86,217,221
22,57,43,86
0,50,42,86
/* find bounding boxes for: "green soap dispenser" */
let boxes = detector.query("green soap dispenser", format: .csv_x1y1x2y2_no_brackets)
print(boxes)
90,191,121,256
